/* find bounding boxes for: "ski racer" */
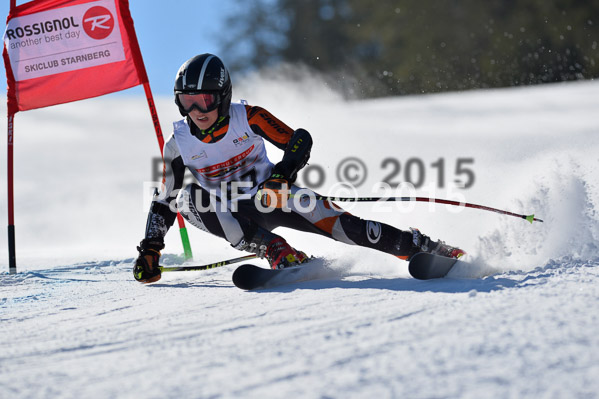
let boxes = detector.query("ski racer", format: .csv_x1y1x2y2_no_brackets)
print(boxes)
134,53,464,283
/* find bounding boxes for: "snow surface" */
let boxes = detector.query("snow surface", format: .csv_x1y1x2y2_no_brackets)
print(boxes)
1,76,599,398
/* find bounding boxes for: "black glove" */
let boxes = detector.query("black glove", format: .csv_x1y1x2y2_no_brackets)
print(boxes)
133,238,165,283
274,128,312,183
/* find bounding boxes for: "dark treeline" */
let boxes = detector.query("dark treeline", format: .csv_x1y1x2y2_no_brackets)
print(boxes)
221,0,599,97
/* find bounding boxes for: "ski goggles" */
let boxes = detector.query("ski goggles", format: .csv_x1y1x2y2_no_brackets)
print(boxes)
177,92,220,113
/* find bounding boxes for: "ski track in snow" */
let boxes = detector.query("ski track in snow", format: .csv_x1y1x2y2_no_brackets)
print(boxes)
2,257,598,398
1,80,599,398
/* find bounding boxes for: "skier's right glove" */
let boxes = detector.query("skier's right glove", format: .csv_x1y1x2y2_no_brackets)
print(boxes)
133,238,164,283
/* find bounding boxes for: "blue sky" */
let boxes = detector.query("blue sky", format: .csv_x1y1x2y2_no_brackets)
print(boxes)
127,0,236,95
2,0,240,96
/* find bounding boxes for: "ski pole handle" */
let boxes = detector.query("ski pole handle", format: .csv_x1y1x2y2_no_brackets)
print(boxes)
159,254,258,273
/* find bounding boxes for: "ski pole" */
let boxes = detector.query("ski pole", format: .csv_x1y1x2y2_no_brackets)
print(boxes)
159,254,258,273
290,194,543,223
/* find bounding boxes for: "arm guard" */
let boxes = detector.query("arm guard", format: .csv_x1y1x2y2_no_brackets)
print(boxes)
144,135,185,240
272,128,312,183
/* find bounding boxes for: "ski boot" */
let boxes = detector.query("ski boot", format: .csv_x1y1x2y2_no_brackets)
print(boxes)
410,228,465,260
265,237,309,269
233,227,308,269
430,240,465,259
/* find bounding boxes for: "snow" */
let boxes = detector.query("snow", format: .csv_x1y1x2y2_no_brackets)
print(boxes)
1,78,599,398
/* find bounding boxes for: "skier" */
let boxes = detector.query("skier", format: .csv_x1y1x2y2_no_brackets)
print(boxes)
134,53,464,283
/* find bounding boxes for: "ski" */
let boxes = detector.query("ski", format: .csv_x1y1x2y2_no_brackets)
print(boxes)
159,254,257,273
232,258,326,290
408,252,463,280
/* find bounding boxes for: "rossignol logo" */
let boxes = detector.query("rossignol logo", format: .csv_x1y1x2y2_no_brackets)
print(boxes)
5,0,126,81
4,5,115,43
82,6,114,40
5,17,80,42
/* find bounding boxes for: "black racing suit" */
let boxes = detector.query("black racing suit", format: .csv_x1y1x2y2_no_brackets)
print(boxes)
143,104,423,260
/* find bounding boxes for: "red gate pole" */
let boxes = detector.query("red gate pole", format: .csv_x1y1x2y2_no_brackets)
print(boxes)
7,0,17,274
7,112,16,274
